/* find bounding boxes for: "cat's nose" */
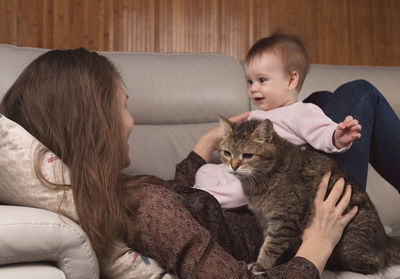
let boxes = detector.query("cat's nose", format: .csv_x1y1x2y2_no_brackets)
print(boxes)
231,160,241,171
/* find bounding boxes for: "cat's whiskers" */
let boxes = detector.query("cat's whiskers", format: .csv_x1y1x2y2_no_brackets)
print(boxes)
238,168,271,192
252,169,271,186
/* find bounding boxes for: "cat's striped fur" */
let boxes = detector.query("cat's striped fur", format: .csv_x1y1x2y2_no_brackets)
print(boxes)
219,117,400,274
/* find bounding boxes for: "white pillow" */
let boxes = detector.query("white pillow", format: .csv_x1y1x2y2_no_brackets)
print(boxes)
0,114,77,220
0,113,175,279
100,241,177,279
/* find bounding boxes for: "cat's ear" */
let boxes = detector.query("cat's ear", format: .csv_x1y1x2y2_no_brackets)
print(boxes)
253,119,274,143
219,115,234,134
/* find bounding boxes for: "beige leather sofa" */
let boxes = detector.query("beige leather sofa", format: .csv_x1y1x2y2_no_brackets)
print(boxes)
0,44,399,279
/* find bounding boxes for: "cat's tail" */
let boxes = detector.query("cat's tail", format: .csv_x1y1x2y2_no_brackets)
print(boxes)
387,237,400,265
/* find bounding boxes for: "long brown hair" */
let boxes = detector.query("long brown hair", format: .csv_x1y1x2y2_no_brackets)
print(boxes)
0,48,132,256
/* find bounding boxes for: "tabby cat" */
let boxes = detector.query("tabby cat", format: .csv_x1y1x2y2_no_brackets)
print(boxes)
219,117,400,274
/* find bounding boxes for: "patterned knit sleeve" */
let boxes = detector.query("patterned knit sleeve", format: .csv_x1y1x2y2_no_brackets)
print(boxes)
263,257,320,278
166,151,206,190
126,182,320,279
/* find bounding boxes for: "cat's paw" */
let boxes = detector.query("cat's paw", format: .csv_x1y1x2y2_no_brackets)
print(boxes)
247,262,267,274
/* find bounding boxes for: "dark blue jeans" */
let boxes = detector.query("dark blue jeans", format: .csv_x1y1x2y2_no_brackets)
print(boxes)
304,80,400,192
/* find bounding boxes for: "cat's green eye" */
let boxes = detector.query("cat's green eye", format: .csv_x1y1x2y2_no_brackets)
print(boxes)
223,150,232,157
242,153,254,159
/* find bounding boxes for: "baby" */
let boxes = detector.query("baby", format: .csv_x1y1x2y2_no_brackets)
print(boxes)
194,33,362,208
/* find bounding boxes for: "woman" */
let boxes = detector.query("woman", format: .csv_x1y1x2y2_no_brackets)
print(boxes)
2,48,393,278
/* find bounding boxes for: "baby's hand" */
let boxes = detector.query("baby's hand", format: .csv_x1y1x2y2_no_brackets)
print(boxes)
333,115,362,149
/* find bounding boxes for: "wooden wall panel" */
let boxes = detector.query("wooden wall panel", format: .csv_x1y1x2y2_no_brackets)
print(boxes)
110,0,155,51
0,0,399,65
0,1,17,46
155,0,221,53
217,0,247,60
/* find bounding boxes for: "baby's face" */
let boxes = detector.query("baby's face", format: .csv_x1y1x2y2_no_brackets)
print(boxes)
245,53,297,111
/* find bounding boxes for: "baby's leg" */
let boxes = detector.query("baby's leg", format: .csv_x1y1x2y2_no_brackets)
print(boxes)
304,80,400,191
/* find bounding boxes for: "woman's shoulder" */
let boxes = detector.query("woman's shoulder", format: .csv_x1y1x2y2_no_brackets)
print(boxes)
125,174,167,187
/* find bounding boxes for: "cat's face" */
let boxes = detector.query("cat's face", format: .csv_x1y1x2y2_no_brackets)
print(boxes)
218,117,277,178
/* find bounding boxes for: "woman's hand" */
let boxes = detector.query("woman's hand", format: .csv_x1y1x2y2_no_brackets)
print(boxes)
193,111,250,162
295,171,358,275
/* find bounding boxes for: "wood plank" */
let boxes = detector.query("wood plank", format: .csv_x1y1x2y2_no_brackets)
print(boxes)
0,0,18,45
0,0,398,65
16,0,42,47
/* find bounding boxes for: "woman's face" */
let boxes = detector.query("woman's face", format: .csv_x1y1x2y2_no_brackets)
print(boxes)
118,86,134,168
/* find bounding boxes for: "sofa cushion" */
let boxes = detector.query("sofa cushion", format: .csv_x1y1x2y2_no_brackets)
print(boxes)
105,52,249,125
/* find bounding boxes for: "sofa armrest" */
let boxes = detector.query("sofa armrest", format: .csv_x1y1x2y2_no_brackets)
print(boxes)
0,263,66,279
0,205,99,279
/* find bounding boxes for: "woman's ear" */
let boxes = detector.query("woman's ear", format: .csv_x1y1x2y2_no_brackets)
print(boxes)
288,71,299,91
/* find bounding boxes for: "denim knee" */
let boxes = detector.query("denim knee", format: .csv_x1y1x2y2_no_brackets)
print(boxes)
336,79,381,104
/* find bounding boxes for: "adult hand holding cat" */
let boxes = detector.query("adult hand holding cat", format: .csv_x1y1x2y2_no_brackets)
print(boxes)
333,115,362,149
296,171,358,275
193,111,250,162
